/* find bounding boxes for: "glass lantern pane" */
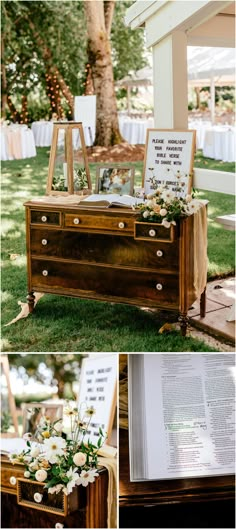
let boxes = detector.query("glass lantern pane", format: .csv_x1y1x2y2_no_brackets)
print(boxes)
52,128,68,192
72,127,89,193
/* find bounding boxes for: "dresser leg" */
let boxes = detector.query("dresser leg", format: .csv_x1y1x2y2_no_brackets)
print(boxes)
179,313,188,336
27,291,35,313
200,287,206,318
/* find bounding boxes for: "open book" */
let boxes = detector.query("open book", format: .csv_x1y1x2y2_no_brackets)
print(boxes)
129,354,235,481
80,193,144,208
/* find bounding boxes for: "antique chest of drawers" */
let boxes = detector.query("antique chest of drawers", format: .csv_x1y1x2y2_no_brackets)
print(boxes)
24,201,207,335
1,456,108,528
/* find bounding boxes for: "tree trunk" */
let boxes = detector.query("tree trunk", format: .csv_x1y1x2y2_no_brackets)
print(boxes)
194,87,200,109
27,19,74,117
7,96,20,122
1,35,7,118
84,0,123,146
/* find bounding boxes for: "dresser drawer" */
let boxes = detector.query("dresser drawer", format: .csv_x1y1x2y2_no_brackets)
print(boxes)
1,465,24,494
30,229,179,271
17,478,81,516
31,259,179,307
30,210,61,226
64,212,134,234
135,222,177,242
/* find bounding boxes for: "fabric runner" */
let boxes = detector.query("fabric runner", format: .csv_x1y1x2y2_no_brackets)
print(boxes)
98,455,117,529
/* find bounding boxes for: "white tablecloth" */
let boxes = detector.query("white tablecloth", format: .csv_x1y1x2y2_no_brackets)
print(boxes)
0,125,36,161
31,121,95,147
202,127,235,162
31,121,53,146
119,117,154,144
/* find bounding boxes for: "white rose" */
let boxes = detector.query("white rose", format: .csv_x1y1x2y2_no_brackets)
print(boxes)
30,447,40,458
73,452,87,467
160,208,167,216
34,492,43,503
29,461,39,471
143,210,149,218
24,471,30,478
146,200,154,207
10,476,17,485
35,469,48,482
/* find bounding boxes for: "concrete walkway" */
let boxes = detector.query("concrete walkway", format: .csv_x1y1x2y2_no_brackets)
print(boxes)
189,277,235,344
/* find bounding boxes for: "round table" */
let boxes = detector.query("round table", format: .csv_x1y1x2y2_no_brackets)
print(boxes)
0,125,36,160
119,117,154,144
203,126,235,162
31,121,54,146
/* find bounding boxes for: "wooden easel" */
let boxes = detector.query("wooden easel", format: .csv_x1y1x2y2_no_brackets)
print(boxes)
0,355,19,436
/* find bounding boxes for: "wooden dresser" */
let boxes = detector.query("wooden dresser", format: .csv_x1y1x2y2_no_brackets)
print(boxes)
1,456,108,528
24,201,207,335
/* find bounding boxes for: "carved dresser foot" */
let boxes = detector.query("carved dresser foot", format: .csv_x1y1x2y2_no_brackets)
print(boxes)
179,313,189,337
27,291,35,313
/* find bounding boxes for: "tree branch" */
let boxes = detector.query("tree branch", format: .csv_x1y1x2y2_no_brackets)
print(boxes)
104,1,115,36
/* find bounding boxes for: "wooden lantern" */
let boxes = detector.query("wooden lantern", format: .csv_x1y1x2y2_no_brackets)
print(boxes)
46,122,92,196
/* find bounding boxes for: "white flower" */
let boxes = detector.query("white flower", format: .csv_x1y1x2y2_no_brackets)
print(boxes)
24,471,30,478
55,524,64,529
187,199,201,214
160,208,167,217
161,189,175,203
10,476,17,485
35,469,48,482
30,447,40,458
23,433,32,441
162,218,171,229
54,422,63,433
73,452,87,467
34,492,43,503
48,483,64,495
146,199,154,207
143,210,149,218
171,220,176,226
186,194,192,203
29,460,39,471
62,467,80,495
43,436,66,464
77,469,99,487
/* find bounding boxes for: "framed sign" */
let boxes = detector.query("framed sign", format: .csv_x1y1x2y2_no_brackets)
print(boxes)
95,164,134,195
143,129,196,196
78,354,117,445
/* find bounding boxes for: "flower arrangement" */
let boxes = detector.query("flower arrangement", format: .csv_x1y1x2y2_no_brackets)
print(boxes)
137,185,201,228
9,404,106,497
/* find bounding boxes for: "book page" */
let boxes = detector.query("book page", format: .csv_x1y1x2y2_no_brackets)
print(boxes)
82,194,144,207
143,354,235,480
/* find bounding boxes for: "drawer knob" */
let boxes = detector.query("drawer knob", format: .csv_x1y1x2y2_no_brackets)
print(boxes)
42,270,48,276
10,476,17,485
149,229,156,237
42,239,48,246
73,218,80,225
118,222,125,229
41,215,47,222
34,492,43,503
156,250,163,257
156,283,163,290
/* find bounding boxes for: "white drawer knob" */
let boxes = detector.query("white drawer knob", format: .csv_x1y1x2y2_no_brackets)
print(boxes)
42,239,48,246
34,492,43,503
73,218,80,225
156,250,163,257
41,215,47,222
149,229,156,237
10,476,17,485
42,270,48,276
156,283,163,290
118,222,125,229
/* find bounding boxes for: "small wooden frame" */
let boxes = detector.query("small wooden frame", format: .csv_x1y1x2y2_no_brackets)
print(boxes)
46,122,92,196
21,402,63,437
143,129,196,196
78,354,117,445
95,164,134,195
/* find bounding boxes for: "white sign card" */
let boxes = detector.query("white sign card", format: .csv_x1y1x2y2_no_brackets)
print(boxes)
78,354,117,445
143,129,196,197
74,95,96,129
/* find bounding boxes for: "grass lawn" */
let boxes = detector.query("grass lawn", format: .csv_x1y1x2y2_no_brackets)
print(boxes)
1,148,235,352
